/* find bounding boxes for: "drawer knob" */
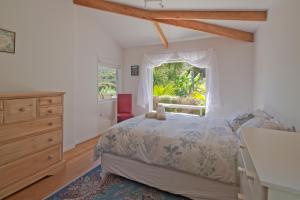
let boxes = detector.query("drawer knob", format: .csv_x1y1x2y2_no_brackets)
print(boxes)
48,138,53,142
238,166,255,180
246,172,255,180
19,108,25,112
48,122,53,126
238,166,246,174
237,193,244,200
48,99,52,103
48,155,54,160
48,110,53,114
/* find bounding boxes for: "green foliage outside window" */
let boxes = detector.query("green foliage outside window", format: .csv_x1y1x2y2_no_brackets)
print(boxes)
98,66,117,100
153,62,206,114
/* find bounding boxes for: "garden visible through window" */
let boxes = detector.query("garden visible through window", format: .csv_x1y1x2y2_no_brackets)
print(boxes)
98,66,118,102
153,62,206,116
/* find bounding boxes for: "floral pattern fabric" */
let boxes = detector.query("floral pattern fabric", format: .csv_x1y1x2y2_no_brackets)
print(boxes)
95,113,239,185
228,112,254,132
46,165,187,200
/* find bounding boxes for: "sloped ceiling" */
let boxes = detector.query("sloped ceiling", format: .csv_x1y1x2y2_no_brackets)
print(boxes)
76,0,275,48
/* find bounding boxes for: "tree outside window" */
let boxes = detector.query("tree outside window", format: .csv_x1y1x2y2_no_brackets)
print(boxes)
98,66,118,102
153,62,206,115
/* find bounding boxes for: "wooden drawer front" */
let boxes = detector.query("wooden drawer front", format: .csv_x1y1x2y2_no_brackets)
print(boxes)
0,100,3,111
40,96,62,106
39,105,63,117
0,117,62,143
4,98,37,124
0,112,3,125
0,145,60,189
0,131,62,166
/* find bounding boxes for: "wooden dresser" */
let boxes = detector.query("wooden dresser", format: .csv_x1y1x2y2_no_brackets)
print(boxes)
238,127,300,200
0,92,65,199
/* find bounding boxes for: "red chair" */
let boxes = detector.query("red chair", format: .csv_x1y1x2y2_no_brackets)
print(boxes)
117,94,134,123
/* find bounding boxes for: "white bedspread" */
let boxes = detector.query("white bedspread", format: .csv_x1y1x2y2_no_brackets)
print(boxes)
95,113,239,184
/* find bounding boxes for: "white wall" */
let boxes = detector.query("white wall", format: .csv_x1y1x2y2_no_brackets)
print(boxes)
74,7,123,144
0,0,75,150
123,37,254,117
254,0,300,130
0,0,123,150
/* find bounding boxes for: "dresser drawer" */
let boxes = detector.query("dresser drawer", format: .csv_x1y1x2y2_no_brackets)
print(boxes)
4,98,37,124
239,170,253,200
0,112,3,125
0,101,3,125
0,130,62,166
239,142,267,200
40,96,62,106
238,149,252,200
39,105,63,117
0,100,3,111
0,145,61,190
0,117,62,143
239,142,256,179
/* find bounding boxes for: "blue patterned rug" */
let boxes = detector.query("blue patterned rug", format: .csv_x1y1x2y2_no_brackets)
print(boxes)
45,165,189,200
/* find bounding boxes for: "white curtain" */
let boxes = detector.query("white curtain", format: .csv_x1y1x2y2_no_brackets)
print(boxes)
137,49,221,114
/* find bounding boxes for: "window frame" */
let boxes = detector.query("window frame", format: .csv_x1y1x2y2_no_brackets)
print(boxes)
151,61,207,116
97,65,120,104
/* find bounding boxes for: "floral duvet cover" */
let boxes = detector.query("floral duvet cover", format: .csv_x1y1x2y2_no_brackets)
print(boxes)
95,113,239,184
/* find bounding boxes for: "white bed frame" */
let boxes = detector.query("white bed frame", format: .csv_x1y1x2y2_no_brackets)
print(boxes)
102,153,239,200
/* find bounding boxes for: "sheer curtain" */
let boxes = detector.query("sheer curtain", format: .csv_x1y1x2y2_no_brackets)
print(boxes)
137,49,221,114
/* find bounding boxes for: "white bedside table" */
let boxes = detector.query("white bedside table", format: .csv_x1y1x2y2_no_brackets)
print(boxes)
238,127,300,200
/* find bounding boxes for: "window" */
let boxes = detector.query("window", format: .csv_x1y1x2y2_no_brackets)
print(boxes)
152,62,206,116
97,66,118,102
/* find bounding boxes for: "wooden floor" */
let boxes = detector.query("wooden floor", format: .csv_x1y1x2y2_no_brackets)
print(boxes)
5,136,101,200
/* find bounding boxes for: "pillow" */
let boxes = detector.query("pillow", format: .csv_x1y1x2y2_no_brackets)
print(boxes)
228,112,254,132
261,119,286,130
252,109,273,119
236,117,292,138
236,117,265,137
145,112,157,119
156,105,166,120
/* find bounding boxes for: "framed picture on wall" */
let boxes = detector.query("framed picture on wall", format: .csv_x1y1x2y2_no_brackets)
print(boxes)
0,28,16,53
131,65,139,76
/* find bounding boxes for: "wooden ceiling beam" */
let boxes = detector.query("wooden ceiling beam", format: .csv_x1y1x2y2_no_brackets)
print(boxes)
73,0,254,42
157,19,254,42
152,11,267,21
152,22,169,48
74,0,153,20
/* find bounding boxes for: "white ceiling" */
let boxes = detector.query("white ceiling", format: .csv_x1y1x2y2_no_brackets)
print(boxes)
77,0,275,48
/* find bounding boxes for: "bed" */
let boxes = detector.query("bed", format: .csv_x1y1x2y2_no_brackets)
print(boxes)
94,113,240,200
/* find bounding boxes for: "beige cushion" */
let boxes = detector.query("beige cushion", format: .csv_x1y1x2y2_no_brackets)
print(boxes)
157,105,166,120
261,119,286,130
145,112,157,119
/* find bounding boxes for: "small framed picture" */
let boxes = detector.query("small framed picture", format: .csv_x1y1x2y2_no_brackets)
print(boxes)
131,65,139,76
0,28,16,53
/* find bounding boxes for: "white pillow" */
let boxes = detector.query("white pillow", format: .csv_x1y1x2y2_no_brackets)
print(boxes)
228,112,254,132
236,117,291,138
252,109,273,120
236,117,265,137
